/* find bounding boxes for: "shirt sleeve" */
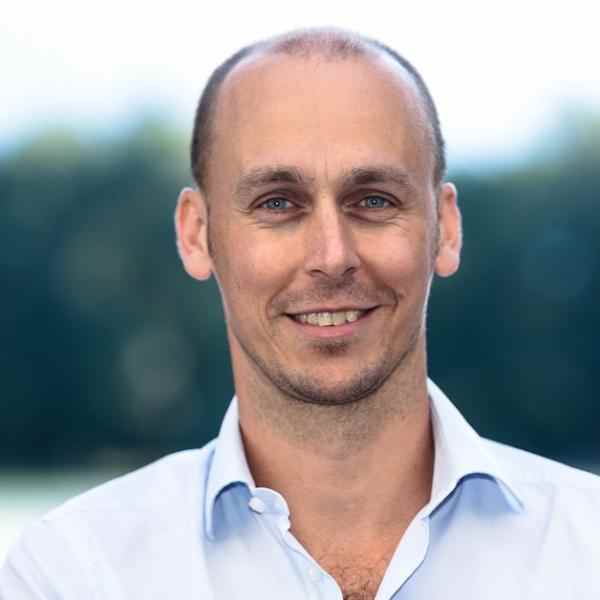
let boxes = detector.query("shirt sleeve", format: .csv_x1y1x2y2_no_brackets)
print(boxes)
0,519,94,600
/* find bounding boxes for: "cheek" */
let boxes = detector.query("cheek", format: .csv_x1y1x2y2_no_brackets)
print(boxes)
214,230,296,314
364,230,432,289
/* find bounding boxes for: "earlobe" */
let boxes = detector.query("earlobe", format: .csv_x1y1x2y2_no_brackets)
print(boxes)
174,187,214,281
434,182,462,278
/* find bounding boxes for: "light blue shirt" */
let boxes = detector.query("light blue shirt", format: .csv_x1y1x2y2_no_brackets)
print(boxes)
2,380,600,599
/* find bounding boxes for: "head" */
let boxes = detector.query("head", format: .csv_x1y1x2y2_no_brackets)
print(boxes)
191,29,447,193
176,28,461,407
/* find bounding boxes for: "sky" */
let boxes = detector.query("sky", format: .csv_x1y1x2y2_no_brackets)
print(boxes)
2,0,599,169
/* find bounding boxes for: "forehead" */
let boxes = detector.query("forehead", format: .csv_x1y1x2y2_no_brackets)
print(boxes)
209,51,431,189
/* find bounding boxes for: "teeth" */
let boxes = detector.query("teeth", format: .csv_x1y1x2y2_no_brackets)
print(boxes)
332,312,346,326
307,313,319,325
318,313,332,326
294,309,365,326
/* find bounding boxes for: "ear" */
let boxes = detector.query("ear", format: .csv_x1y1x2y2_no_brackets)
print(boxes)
434,182,462,278
174,187,213,281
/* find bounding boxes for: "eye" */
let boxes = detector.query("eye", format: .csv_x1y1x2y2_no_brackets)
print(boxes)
260,197,293,211
359,195,392,209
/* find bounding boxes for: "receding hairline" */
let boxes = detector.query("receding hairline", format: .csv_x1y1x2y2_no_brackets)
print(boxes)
191,28,446,191
224,36,423,102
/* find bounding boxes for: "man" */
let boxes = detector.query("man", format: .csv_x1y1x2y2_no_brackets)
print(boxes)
2,28,599,600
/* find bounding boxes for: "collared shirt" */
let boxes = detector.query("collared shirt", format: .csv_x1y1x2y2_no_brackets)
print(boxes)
2,380,600,599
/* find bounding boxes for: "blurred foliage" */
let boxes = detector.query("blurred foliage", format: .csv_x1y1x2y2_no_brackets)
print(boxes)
1,113,599,469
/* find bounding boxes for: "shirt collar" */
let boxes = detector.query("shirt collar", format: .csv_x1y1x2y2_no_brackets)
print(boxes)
427,378,525,515
204,397,255,539
204,381,525,538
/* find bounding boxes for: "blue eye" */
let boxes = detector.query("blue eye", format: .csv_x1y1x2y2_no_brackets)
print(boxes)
361,195,391,209
262,197,291,210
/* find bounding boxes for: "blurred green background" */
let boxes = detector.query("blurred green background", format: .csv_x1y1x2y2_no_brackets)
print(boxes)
1,110,599,558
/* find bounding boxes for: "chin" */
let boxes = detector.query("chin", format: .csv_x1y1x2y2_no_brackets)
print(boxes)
272,364,394,407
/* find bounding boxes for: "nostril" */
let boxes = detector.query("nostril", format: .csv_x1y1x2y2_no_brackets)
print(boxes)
307,264,359,280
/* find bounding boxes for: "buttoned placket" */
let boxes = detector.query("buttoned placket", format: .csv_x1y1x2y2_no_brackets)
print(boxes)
246,487,343,600
246,485,434,600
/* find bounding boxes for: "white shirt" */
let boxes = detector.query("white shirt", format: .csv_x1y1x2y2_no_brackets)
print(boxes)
2,380,600,599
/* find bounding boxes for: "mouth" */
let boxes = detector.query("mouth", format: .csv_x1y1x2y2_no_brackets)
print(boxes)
286,307,377,328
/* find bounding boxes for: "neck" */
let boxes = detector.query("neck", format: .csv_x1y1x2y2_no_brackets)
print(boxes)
234,336,434,553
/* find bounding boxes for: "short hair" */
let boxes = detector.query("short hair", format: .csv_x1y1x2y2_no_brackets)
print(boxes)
190,28,446,191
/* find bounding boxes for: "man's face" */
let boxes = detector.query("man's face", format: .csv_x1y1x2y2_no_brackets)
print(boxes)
180,52,460,405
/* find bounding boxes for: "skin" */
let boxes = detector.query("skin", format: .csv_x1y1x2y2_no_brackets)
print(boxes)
176,49,462,595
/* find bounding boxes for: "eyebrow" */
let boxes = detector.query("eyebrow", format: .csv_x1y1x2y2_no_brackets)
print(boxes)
340,166,413,191
235,166,314,197
234,164,413,198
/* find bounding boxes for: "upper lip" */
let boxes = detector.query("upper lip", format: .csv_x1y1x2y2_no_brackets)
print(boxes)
286,305,378,315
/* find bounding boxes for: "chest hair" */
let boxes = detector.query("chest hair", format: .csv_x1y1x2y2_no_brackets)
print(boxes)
320,553,392,600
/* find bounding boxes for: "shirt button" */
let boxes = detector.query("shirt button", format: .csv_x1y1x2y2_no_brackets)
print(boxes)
248,496,266,514
308,566,321,582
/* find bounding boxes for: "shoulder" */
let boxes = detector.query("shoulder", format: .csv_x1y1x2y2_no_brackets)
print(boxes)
479,439,600,583
484,438,600,489
45,443,216,521
3,446,215,568
483,437,600,513
1,444,217,597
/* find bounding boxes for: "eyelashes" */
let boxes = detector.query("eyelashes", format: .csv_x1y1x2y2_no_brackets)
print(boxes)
257,193,398,214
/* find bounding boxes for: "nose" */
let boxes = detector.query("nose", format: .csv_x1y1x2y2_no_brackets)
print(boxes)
303,200,361,279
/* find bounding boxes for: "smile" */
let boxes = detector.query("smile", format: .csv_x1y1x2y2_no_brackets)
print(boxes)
290,309,371,327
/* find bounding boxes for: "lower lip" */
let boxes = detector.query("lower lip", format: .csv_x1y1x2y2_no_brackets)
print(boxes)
286,308,377,338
